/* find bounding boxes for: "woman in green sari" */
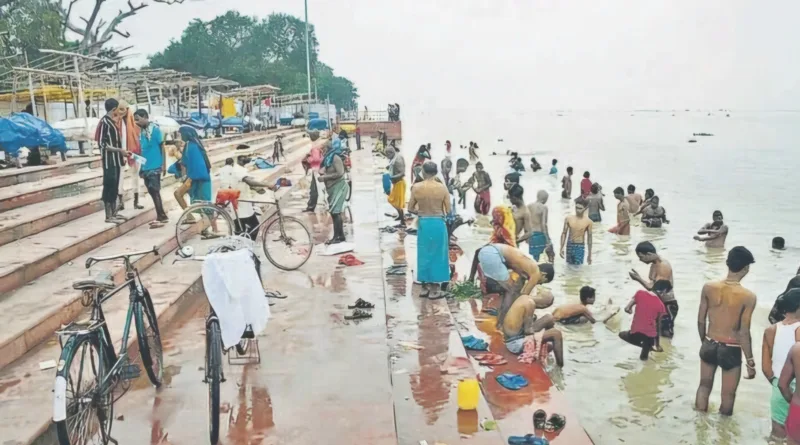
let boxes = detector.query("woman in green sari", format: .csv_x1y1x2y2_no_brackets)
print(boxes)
319,140,350,244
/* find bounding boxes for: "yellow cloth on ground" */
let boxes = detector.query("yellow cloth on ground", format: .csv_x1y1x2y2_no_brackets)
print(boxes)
388,178,406,210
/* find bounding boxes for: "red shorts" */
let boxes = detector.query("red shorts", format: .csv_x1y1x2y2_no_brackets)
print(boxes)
786,401,800,442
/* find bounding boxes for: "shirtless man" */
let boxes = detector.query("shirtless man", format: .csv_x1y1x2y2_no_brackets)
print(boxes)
561,166,573,199
626,184,644,215
695,246,757,416
472,162,492,215
586,183,605,222
553,286,619,324
469,243,555,328
694,210,729,248
629,241,678,337
560,198,593,265
527,190,552,262
509,185,534,247
779,341,800,444
638,195,669,228
502,294,564,366
613,187,631,235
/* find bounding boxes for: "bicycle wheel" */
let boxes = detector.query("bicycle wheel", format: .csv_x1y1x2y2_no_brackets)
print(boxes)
175,204,235,251
261,215,313,271
206,320,223,445
342,205,354,226
54,335,113,445
135,289,163,388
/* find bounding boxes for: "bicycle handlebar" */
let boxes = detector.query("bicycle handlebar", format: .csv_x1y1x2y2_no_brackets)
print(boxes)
86,246,160,269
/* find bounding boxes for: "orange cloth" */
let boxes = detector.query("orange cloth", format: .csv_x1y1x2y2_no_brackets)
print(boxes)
489,206,517,247
216,188,241,210
121,113,141,156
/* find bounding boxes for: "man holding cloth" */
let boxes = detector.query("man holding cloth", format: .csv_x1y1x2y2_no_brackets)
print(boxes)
133,109,168,226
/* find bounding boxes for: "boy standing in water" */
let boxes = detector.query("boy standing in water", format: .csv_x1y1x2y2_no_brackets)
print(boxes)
549,158,558,175
472,162,492,215
626,184,643,215
559,197,593,265
613,186,631,235
561,166,573,199
526,190,551,261
619,280,669,360
695,246,757,416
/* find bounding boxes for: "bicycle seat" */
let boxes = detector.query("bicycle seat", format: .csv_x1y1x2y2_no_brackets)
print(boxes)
73,271,115,291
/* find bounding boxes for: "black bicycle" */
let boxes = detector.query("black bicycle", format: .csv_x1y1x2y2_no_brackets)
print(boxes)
53,247,164,445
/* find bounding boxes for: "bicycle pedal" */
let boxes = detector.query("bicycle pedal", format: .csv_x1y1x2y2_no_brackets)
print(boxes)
120,364,141,380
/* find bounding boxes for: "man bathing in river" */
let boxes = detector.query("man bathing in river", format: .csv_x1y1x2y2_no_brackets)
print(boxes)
526,190,552,262
613,186,631,235
629,241,678,337
553,286,620,324
469,243,555,329
763,288,800,440
779,331,800,444
560,198,593,265
695,246,757,416
694,210,729,248
586,183,605,222
509,185,534,249
561,166,573,199
620,280,670,360
626,184,644,214
637,195,669,227
472,162,492,215
502,294,564,366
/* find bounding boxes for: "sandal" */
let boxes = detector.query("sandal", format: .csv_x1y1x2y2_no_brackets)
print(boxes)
348,298,375,309
544,413,566,433
345,308,373,320
479,356,507,366
265,291,288,299
533,409,547,430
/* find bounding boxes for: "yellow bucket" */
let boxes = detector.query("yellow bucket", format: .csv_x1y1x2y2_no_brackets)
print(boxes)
457,379,480,410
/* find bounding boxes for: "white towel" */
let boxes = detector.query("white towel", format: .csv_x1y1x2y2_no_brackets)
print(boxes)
201,249,270,349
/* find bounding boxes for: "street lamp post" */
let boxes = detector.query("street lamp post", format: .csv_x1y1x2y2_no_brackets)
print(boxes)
304,0,312,110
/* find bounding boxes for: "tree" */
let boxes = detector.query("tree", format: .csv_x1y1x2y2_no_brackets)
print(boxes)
0,0,67,60
149,11,358,109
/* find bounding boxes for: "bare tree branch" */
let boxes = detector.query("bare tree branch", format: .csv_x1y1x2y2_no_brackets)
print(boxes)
80,0,107,49
152,0,186,4
97,0,147,45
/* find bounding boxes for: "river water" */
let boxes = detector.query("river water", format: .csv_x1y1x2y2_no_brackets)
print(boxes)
401,110,800,445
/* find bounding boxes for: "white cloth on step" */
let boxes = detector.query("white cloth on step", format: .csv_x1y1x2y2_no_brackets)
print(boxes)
201,249,270,349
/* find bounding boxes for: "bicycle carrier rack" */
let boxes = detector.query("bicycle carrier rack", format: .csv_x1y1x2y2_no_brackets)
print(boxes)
227,325,261,365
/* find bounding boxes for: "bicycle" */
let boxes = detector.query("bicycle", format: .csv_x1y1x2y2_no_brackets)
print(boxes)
175,195,313,271
53,247,164,445
174,238,265,445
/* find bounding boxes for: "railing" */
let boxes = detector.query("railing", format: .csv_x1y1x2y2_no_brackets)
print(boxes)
340,110,397,122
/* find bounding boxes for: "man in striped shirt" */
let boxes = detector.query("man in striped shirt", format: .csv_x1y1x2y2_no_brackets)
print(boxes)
96,99,129,223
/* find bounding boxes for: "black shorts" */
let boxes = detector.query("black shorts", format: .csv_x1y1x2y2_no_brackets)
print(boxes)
643,218,662,228
699,338,742,371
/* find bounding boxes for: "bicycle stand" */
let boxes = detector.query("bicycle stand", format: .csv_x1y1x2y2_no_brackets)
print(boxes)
228,326,261,365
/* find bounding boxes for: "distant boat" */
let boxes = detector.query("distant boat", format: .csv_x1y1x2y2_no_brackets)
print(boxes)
688,139,697,143
693,133,714,137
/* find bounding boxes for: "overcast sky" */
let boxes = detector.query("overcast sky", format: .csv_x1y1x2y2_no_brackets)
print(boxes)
69,0,800,111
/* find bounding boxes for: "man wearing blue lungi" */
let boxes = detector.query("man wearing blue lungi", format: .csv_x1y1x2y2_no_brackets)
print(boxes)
408,161,451,299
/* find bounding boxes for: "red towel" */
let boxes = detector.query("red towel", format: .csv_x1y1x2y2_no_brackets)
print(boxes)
338,254,364,266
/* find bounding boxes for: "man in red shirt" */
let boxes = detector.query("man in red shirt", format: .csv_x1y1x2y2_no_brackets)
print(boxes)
580,171,592,198
619,280,670,360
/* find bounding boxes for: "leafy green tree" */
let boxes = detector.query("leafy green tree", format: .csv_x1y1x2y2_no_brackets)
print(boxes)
149,11,358,109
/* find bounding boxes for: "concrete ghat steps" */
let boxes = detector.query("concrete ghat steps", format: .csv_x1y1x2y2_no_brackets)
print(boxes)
0,132,306,247
0,135,311,295
0,140,312,370
0,163,308,445
0,129,303,212
0,129,285,188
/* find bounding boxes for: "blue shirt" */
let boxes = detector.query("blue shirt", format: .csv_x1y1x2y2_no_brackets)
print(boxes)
549,166,558,175
181,142,210,181
332,137,342,151
139,125,164,172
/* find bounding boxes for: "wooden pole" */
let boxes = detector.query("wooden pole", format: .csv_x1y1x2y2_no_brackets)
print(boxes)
24,52,37,117
72,56,88,136
39,75,48,122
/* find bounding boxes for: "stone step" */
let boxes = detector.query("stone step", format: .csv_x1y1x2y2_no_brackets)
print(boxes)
0,163,311,445
0,142,313,371
0,129,303,212
0,130,282,188
0,135,312,295
0,132,307,247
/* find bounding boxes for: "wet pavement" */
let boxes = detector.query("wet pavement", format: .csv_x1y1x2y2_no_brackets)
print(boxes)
74,145,589,445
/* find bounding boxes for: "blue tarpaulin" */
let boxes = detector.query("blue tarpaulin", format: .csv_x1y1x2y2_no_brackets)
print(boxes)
306,118,329,131
0,113,67,156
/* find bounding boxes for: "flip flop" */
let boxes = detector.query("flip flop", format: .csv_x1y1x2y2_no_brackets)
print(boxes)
348,298,375,309
264,291,288,299
384,212,398,218
479,356,508,366
544,414,566,433
508,435,549,445
345,308,373,320
533,409,547,430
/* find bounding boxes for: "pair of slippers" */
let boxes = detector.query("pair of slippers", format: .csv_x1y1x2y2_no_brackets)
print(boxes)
473,353,507,366
386,264,407,276
345,298,374,320
533,409,566,433
265,290,287,307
